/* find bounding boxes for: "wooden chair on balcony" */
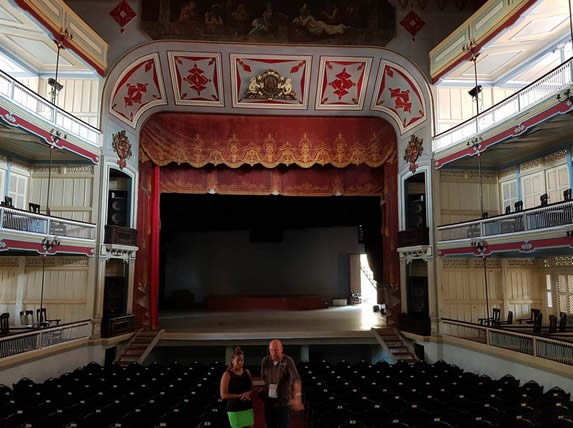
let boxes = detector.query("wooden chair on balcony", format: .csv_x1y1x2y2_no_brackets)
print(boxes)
498,310,513,326
559,312,567,332
19,310,34,327
36,308,61,327
514,200,523,212
517,308,540,324
564,188,572,201
479,308,500,326
0,312,9,335
533,312,543,334
540,193,549,207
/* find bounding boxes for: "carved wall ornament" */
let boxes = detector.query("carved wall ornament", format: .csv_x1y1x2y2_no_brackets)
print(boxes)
520,157,543,171
499,166,516,179
112,130,133,169
404,134,423,173
544,150,567,164
243,70,297,101
506,259,537,268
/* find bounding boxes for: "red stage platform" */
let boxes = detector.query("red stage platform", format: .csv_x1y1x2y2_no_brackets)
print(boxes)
206,296,329,311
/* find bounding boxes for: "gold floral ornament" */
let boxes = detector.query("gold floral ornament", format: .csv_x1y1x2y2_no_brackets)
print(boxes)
404,134,423,173
112,130,133,169
243,69,297,101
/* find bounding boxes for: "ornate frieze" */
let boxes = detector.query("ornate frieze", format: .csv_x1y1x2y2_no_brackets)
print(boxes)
0,257,19,267
520,158,543,171
498,166,516,179
544,150,567,164
505,259,537,268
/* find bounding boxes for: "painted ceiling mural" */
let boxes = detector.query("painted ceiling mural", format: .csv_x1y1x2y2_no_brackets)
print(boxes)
140,0,396,46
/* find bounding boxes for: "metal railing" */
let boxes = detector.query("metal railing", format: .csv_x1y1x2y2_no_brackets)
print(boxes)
0,70,100,146
438,200,573,242
0,206,96,240
434,58,573,152
0,320,92,359
441,319,573,366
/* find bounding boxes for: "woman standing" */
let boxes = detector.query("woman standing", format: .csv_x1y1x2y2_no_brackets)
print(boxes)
220,346,254,428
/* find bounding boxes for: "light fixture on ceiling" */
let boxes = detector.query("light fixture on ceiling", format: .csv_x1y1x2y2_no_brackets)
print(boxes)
48,30,73,104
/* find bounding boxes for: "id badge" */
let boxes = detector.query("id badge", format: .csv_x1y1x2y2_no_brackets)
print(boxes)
268,384,278,398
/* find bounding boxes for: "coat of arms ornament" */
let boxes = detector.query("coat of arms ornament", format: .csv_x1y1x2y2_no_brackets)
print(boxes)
112,130,133,169
404,134,423,173
243,69,297,101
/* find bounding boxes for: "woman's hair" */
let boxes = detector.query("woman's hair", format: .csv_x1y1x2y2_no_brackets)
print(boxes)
228,346,244,370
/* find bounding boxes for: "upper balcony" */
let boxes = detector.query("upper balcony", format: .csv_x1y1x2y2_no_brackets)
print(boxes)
437,196,573,257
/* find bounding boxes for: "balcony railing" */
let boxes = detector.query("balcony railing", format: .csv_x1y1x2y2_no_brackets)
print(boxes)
0,320,92,359
441,318,573,366
438,200,573,242
0,206,96,241
434,58,573,152
0,70,100,146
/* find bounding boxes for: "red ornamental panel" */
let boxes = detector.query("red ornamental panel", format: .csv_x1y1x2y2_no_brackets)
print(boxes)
318,58,371,109
110,0,136,33
231,54,311,108
140,113,396,168
170,53,223,105
374,61,425,132
110,54,165,125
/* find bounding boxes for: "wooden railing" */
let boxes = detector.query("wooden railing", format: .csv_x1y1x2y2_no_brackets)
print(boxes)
440,318,573,366
0,320,92,359
434,58,573,152
438,200,573,242
0,70,100,146
0,206,96,241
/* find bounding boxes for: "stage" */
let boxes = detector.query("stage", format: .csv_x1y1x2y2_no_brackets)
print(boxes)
157,303,387,346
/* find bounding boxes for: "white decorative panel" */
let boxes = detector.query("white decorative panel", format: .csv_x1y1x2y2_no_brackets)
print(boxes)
230,54,312,109
315,56,371,110
168,51,224,107
109,53,167,128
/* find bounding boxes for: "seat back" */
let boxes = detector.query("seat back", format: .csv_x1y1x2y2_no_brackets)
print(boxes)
0,312,9,334
559,312,567,332
533,312,543,334
492,308,501,325
549,315,557,334
505,310,513,324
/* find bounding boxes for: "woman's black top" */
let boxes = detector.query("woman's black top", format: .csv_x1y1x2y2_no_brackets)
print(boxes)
226,369,253,412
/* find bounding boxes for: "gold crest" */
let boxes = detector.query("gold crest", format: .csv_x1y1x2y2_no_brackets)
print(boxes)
404,135,423,173
112,130,133,169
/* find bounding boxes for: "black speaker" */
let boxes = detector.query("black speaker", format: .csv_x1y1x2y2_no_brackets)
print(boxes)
407,196,426,230
107,191,128,227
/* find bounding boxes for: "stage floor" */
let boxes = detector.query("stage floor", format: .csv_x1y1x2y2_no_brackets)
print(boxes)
158,303,387,344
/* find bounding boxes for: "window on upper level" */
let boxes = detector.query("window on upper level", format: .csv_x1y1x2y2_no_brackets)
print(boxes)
546,164,569,204
521,171,545,209
500,179,517,213
8,171,28,210
557,274,573,314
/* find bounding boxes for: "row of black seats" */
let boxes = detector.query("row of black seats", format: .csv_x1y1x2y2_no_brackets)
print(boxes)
299,360,572,428
0,361,230,428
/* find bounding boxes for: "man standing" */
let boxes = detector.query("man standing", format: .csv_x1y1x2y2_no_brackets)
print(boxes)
261,339,304,428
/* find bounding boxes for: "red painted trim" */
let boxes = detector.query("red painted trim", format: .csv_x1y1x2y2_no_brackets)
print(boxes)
0,106,99,164
0,239,95,256
438,235,573,257
13,0,105,76
435,101,572,168
431,0,538,84
149,165,161,329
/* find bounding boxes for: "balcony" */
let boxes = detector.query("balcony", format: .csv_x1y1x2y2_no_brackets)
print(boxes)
434,58,573,167
437,200,573,256
0,205,96,256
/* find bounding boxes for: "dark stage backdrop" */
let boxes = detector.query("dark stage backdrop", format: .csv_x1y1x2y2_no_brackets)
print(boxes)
162,226,363,305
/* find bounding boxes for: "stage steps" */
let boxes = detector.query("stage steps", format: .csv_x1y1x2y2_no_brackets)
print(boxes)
373,327,417,364
116,328,164,366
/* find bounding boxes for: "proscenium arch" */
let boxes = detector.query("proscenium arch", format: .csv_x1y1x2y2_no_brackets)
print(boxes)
100,42,434,329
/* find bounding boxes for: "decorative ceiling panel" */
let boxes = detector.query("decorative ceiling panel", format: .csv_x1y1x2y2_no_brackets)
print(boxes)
168,51,224,107
109,53,167,128
371,60,426,134
315,56,372,110
230,54,312,109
